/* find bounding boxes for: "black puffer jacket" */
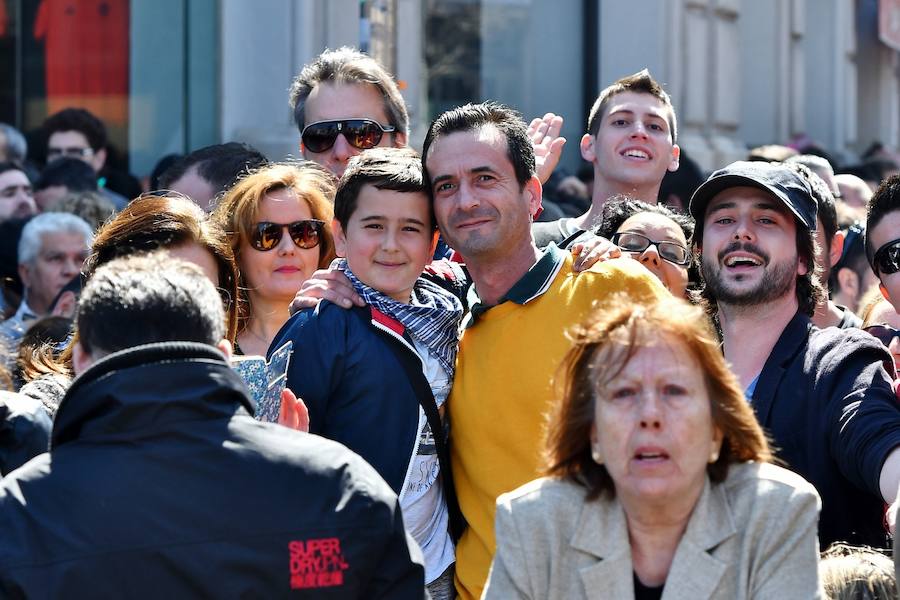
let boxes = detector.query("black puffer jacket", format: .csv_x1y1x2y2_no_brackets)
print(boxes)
0,391,51,476
0,342,425,598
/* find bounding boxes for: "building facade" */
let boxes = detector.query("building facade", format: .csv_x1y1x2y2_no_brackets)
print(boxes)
1,0,897,177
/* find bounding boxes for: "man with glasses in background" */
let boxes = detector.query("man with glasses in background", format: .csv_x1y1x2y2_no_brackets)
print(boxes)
41,108,128,209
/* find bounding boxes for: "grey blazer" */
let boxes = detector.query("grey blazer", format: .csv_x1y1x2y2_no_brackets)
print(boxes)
483,462,823,599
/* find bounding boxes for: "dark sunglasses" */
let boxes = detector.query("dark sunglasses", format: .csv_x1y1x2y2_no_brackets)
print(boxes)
301,119,396,153
250,220,325,252
872,237,900,276
611,232,691,266
864,324,900,347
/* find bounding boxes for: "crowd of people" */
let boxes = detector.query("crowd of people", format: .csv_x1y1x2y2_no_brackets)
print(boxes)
0,45,899,598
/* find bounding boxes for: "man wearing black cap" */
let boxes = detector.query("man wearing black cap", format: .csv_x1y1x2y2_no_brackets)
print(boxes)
689,160,900,549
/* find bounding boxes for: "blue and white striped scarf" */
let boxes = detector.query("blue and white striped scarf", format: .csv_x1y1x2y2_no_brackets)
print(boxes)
337,259,463,378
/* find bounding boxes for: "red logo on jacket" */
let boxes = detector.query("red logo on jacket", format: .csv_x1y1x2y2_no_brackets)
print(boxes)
289,538,349,589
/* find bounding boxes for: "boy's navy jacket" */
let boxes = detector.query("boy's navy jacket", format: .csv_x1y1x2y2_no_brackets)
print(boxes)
271,301,464,540
0,342,426,598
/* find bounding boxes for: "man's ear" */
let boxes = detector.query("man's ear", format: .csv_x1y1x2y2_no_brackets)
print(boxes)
17,263,31,289
71,341,93,377
668,144,681,172
881,282,891,301
216,339,233,361
332,219,348,258
836,267,859,297
92,147,107,172
579,133,596,163
829,230,845,268
51,291,77,318
796,247,811,276
524,175,543,218
392,131,408,149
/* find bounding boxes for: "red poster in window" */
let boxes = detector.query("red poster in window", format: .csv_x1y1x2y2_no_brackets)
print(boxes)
33,0,129,123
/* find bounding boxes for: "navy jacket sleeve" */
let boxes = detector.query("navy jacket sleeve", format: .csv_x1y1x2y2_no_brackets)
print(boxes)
270,304,347,435
820,330,900,497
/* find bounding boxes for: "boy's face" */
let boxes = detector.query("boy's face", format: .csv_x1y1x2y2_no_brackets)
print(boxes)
868,211,900,312
333,185,434,303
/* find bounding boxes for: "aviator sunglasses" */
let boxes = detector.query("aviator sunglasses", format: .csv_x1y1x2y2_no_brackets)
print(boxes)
611,232,691,266
864,324,900,347
872,238,900,276
301,119,396,153
250,220,325,252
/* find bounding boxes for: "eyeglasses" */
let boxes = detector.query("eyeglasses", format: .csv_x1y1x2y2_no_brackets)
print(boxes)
250,220,325,252
864,324,900,347
47,147,94,160
301,119,396,153
611,231,691,266
872,238,900,276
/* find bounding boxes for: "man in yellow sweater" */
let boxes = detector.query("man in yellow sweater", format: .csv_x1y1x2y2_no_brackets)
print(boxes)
421,102,667,599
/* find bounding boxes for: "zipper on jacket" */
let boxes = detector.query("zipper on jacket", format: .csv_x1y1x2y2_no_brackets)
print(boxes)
371,318,433,503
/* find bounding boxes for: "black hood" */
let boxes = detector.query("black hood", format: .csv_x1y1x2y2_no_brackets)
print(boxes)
52,342,253,447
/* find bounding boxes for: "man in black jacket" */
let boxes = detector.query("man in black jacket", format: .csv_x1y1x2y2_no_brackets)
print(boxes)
0,253,425,598
690,161,900,549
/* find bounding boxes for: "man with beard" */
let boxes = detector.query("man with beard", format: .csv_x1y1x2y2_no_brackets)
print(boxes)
689,160,900,550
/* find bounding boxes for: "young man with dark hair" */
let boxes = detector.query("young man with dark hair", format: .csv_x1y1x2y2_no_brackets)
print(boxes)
866,175,900,313
784,161,861,328
158,142,269,211
43,108,108,171
42,108,130,209
0,162,37,223
690,160,900,549
421,102,664,598
533,69,681,248
0,252,426,597
832,221,878,315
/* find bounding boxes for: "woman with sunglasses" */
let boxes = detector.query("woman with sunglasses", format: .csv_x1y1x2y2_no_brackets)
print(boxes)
596,196,694,298
213,162,336,356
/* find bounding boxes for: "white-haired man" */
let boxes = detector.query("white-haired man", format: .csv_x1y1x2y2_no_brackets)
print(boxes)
0,212,92,360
